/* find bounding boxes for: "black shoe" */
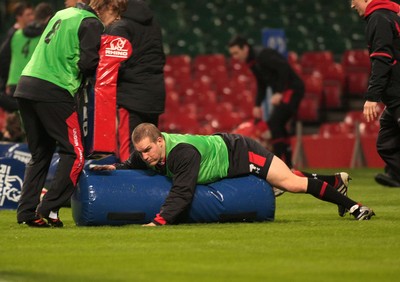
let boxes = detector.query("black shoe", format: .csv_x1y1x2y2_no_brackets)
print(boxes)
374,173,400,187
20,218,50,228
45,217,64,227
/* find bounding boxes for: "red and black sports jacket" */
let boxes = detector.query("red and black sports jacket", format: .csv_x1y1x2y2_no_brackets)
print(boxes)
364,0,400,109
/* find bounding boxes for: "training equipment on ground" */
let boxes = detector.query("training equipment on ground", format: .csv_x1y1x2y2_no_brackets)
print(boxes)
72,168,275,226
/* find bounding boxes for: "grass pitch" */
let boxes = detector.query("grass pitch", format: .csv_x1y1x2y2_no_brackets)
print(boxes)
1,168,400,282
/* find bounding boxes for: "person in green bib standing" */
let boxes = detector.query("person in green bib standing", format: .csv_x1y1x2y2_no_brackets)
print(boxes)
15,0,128,228
1,3,54,112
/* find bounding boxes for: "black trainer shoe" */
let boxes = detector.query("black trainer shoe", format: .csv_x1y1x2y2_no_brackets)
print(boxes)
21,218,50,228
334,172,351,217
374,173,400,187
350,205,375,220
45,217,64,227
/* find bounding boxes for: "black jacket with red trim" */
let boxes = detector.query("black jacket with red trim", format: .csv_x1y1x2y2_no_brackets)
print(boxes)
246,46,304,107
106,0,166,114
364,0,400,108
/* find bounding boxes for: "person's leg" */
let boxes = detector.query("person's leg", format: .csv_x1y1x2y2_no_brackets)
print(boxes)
268,103,293,168
16,99,55,227
375,107,400,187
266,156,374,220
291,169,351,216
35,102,84,225
117,108,159,161
117,107,131,162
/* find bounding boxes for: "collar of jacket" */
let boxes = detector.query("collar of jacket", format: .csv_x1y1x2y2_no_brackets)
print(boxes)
364,0,399,18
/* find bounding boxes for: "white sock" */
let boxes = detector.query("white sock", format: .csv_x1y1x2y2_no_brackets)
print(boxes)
49,211,58,220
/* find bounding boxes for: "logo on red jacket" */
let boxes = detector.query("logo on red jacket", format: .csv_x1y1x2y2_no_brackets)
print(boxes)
105,37,129,58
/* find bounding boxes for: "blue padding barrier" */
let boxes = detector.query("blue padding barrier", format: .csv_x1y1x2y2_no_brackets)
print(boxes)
0,142,16,157
71,169,275,226
0,157,25,209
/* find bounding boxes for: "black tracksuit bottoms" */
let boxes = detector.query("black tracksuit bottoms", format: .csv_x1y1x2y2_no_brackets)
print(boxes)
377,106,400,182
16,98,84,222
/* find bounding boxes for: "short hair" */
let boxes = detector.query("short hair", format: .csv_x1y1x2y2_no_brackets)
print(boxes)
13,2,33,17
34,3,54,23
132,123,162,144
228,35,249,48
89,0,128,16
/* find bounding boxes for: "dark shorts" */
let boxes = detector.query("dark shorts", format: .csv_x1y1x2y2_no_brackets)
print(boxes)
218,133,274,179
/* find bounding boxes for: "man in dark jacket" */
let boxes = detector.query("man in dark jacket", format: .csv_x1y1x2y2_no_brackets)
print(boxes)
106,0,166,161
228,35,304,168
351,0,400,187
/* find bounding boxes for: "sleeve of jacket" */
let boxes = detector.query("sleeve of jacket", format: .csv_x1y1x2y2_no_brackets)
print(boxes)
153,144,201,225
77,18,104,78
365,14,395,102
114,150,149,169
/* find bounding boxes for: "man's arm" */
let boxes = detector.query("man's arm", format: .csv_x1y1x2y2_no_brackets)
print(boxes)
77,18,104,78
91,151,148,170
151,144,201,226
364,15,394,121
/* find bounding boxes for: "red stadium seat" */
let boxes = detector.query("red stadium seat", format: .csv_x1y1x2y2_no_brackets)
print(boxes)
229,58,253,78
302,71,324,104
318,122,353,137
317,63,345,109
297,97,320,122
359,120,384,168
164,90,180,114
193,54,228,84
300,51,334,74
164,76,176,93
165,54,192,83
341,49,370,96
323,84,342,109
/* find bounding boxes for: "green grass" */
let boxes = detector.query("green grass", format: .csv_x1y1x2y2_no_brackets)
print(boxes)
1,168,400,282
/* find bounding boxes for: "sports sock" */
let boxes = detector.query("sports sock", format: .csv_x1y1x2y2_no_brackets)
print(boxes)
306,178,357,210
293,170,336,186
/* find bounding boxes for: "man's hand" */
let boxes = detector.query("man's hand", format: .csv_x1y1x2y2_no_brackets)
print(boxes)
89,164,116,171
270,93,283,105
142,222,157,227
363,101,379,122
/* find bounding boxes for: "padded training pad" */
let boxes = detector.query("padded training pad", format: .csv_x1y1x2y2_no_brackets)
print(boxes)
0,157,25,209
72,169,275,226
